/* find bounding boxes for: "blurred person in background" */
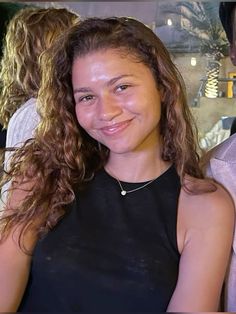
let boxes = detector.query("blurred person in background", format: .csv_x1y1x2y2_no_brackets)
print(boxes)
0,6,79,198
0,2,28,149
204,2,236,311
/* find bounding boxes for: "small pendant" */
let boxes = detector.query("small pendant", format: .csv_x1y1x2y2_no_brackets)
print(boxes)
121,190,127,196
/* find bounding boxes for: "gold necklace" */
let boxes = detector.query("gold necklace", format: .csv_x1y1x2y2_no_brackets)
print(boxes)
116,177,157,196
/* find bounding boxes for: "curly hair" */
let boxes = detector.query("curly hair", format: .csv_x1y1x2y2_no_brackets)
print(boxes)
0,17,212,247
0,6,79,128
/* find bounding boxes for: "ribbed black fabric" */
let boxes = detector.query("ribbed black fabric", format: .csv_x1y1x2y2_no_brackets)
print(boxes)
19,165,181,312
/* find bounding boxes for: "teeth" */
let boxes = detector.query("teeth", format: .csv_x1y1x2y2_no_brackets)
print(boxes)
106,126,119,131
101,119,131,134
103,122,124,131
101,124,124,135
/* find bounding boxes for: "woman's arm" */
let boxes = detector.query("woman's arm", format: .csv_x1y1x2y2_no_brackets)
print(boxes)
0,230,32,311
0,180,37,311
167,183,235,312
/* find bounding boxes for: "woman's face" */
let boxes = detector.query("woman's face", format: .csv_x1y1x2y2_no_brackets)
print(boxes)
72,48,162,156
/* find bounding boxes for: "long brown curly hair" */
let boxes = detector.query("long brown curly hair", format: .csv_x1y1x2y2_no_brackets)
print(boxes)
0,17,212,247
0,6,79,128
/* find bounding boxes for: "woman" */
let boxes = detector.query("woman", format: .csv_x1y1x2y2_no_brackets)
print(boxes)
0,17,234,312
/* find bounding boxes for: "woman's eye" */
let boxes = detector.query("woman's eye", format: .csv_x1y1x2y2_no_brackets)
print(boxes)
116,84,129,92
79,95,94,102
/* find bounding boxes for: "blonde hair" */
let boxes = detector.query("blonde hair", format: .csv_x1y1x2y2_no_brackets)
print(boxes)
0,6,79,127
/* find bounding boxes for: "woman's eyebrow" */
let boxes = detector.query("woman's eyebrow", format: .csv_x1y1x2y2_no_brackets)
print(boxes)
73,87,92,94
107,74,133,87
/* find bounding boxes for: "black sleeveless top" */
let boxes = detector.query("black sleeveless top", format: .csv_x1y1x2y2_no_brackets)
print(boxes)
19,165,181,312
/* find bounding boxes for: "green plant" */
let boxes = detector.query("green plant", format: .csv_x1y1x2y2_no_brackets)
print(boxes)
162,1,229,59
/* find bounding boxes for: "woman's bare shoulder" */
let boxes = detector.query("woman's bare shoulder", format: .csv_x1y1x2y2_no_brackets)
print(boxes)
179,175,235,228
172,176,235,312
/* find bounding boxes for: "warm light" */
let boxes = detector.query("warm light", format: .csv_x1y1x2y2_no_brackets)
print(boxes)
191,57,197,66
205,60,221,98
167,18,172,26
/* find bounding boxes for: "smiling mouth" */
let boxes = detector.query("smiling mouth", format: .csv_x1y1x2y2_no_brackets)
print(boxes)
100,120,132,135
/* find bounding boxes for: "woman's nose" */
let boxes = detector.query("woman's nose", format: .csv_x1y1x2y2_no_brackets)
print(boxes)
98,94,122,121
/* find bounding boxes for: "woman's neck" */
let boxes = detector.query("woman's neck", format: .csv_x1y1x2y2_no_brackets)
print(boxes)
105,149,171,182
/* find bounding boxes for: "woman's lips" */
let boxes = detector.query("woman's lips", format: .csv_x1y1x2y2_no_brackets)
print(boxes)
100,119,132,135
